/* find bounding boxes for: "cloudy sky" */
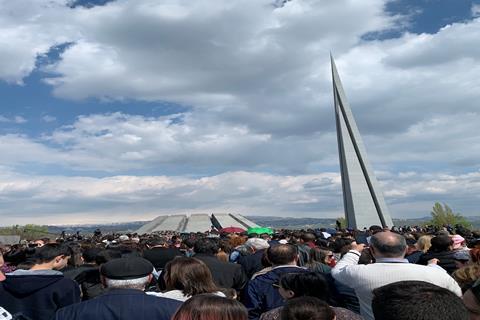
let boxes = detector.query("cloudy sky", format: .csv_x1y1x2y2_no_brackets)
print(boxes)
1,0,480,226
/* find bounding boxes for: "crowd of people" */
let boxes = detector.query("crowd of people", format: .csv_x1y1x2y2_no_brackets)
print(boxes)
0,224,480,320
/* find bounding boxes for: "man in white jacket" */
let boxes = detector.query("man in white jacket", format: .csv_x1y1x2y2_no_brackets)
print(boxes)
331,231,462,320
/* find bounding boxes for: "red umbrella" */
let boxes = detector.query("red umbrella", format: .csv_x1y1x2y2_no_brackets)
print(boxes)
220,227,246,233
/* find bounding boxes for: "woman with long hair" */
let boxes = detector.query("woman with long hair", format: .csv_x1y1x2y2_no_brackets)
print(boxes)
453,249,480,292
149,257,224,301
305,247,334,273
172,294,247,320
416,235,433,253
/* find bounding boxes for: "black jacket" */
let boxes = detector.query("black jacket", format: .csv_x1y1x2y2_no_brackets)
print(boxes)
0,271,80,320
405,250,423,264
238,250,266,279
54,289,181,320
418,250,458,274
194,254,247,290
143,247,183,270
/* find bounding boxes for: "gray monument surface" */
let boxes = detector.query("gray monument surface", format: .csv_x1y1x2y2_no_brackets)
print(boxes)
331,56,393,229
136,213,259,233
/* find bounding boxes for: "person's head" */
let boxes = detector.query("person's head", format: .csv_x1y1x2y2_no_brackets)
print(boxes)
405,238,417,255
32,243,72,270
172,294,248,320
194,238,219,255
266,244,298,266
430,235,453,252
464,280,480,320
245,238,270,252
332,237,354,254
471,248,480,264
229,235,246,248
369,232,407,259
95,249,122,265
416,235,433,253
146,237,168,248
164,257,218,296
82,247,102,264
0,247,4,281
308,247,333,265
301,233,316,244
278,272,329,301
453,250,471,269
260,233,271,241
452,264,480,289
452,235,466,250
280,297,335,320
100,257,153,291
372,281,469,320
33,239,48,247
369,225,383,234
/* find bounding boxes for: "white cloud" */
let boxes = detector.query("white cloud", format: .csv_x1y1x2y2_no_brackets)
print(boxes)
1,167,480,226
0,0,79,84
40,0,397,135
34,1,480,143
472,4,480,17
0,112,335,173
13,116,27,124
42,115,57,122
0,115,27,124
0,169,343,225
1,1,480,222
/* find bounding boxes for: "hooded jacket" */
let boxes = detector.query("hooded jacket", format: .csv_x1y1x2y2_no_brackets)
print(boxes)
243,265,307,320
0,270,80,320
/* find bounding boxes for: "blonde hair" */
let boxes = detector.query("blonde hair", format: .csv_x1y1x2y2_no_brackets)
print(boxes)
453,265,480,289
416,235,433,253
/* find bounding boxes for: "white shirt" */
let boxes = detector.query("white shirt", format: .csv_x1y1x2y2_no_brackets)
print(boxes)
331,250,462,320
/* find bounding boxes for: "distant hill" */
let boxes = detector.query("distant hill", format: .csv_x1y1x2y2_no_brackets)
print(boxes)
46,215,480,234
47,221,147,235
249,216,480,230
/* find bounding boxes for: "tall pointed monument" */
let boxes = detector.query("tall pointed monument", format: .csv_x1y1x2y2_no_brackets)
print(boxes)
331,56,393,229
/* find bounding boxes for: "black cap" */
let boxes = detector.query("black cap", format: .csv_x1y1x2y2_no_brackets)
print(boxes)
100,257,154,280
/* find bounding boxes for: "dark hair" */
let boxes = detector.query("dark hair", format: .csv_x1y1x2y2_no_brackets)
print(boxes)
430,236,452,252
308,247,329,265
172,294,247,320
301,233,316,243
332,237,354,254
280,297,335,320
82,247,102,263
194,238,219,255
66,243,83,267
369,225,383,234
267,244,297,265
279,272,330,301
405,238,417,247
372,281,469,320
95,249,122,265
147,237,167,247
183,238,196,249
164,257,218,296
33,243,72,264
370,232,406,257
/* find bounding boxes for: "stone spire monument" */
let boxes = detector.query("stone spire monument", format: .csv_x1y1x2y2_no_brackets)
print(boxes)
331,56,393,229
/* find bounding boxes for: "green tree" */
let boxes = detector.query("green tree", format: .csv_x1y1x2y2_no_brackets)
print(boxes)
336,217,347,229
0,224,50,240
429,202,471,228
